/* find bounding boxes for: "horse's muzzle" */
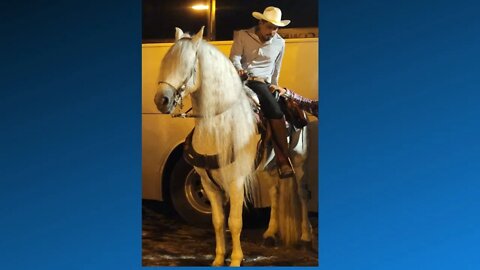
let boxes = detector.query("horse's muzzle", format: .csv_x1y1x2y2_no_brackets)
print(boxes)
154,87,175,114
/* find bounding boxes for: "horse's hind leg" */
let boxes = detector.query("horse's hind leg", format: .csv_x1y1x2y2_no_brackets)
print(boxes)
263,183,279,245
228,180,245,266
288,127,313,244
294,163,313,244
200,176,226,266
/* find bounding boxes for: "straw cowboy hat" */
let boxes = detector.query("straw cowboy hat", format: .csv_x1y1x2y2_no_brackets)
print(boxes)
252,6,291,27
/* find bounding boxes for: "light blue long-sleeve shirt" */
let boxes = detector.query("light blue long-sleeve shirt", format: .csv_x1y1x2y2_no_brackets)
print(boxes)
229,27,285,85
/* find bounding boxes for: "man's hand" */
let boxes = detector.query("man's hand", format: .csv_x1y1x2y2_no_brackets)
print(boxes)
238,69,247,77
268,84,287,96
238,69,248,81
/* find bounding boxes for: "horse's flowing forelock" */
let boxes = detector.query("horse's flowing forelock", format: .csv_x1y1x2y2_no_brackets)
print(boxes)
158,39,196,86
193,41,258,197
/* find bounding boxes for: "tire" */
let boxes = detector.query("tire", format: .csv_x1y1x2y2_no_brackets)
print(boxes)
169,157,212,227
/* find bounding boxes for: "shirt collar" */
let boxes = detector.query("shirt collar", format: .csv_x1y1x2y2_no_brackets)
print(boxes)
247,27,277,45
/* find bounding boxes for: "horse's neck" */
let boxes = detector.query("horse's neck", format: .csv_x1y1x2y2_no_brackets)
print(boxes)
190,43,255,155
191,90,234,118
196,44,239,110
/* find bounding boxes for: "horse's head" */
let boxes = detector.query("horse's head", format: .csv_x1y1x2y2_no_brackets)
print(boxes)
154,27,204,114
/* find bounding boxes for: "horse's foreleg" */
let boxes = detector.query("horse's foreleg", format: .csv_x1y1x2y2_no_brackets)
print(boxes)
228,181,244,267
295,167,313,243
201,177,226,266
263,183,279,242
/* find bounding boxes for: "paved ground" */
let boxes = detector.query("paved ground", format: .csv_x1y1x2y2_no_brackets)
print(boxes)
142,200,318,266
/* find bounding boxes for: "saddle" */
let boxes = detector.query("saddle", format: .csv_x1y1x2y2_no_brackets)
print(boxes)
181,85,308,171
243,84,309,131
243,85,309,168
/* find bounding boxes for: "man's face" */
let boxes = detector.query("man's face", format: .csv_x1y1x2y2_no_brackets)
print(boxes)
258,20,279,41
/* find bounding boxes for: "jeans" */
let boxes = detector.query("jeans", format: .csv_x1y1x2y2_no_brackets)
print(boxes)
246,80,284,119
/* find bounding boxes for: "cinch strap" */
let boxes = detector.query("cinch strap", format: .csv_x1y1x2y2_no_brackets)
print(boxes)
183,129,236,170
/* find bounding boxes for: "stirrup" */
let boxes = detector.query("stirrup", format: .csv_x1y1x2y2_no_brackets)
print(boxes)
278,164,295,179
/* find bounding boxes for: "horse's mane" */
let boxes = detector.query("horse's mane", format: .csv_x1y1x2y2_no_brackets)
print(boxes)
193,40,258,195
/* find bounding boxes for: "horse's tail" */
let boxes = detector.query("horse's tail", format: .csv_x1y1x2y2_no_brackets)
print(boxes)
278,176,302,246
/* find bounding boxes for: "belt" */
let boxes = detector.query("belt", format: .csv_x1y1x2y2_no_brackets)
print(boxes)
247,77,268,83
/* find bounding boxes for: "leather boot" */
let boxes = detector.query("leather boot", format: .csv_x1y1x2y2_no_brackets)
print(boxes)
268,118,295,178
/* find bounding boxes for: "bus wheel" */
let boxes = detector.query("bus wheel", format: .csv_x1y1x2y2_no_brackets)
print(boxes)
169,157,212,227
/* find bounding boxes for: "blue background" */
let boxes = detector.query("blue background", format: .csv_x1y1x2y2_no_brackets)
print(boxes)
0,0,478,269
320,0,480,269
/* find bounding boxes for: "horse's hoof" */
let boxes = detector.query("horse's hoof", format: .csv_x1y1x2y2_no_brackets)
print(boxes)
211,258,225,266
229,258,243,267
262,236,278,247
298,240,315,251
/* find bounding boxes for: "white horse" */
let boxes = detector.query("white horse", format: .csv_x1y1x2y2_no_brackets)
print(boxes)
154,27,313,266
257,118,313,249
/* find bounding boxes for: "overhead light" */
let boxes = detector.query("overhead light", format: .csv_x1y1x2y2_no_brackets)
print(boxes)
192,4,208,10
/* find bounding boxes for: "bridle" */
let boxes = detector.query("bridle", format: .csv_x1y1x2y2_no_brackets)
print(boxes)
157,50,198,113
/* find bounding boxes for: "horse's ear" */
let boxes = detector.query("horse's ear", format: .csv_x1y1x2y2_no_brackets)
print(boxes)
191,26,205,47
175,27,184,41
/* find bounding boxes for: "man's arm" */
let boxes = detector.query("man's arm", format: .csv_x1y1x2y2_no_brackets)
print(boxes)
285,88,318,118
229,31,244,72
271,42,285,85
268,85,318,118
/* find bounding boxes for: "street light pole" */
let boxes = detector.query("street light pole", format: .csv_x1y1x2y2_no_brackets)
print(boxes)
192,1,215,40
207,0,216,40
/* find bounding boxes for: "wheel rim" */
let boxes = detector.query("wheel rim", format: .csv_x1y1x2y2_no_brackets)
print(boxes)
184,170,211,214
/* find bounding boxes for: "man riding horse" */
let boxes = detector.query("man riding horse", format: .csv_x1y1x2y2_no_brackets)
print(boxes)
230,6,317,179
